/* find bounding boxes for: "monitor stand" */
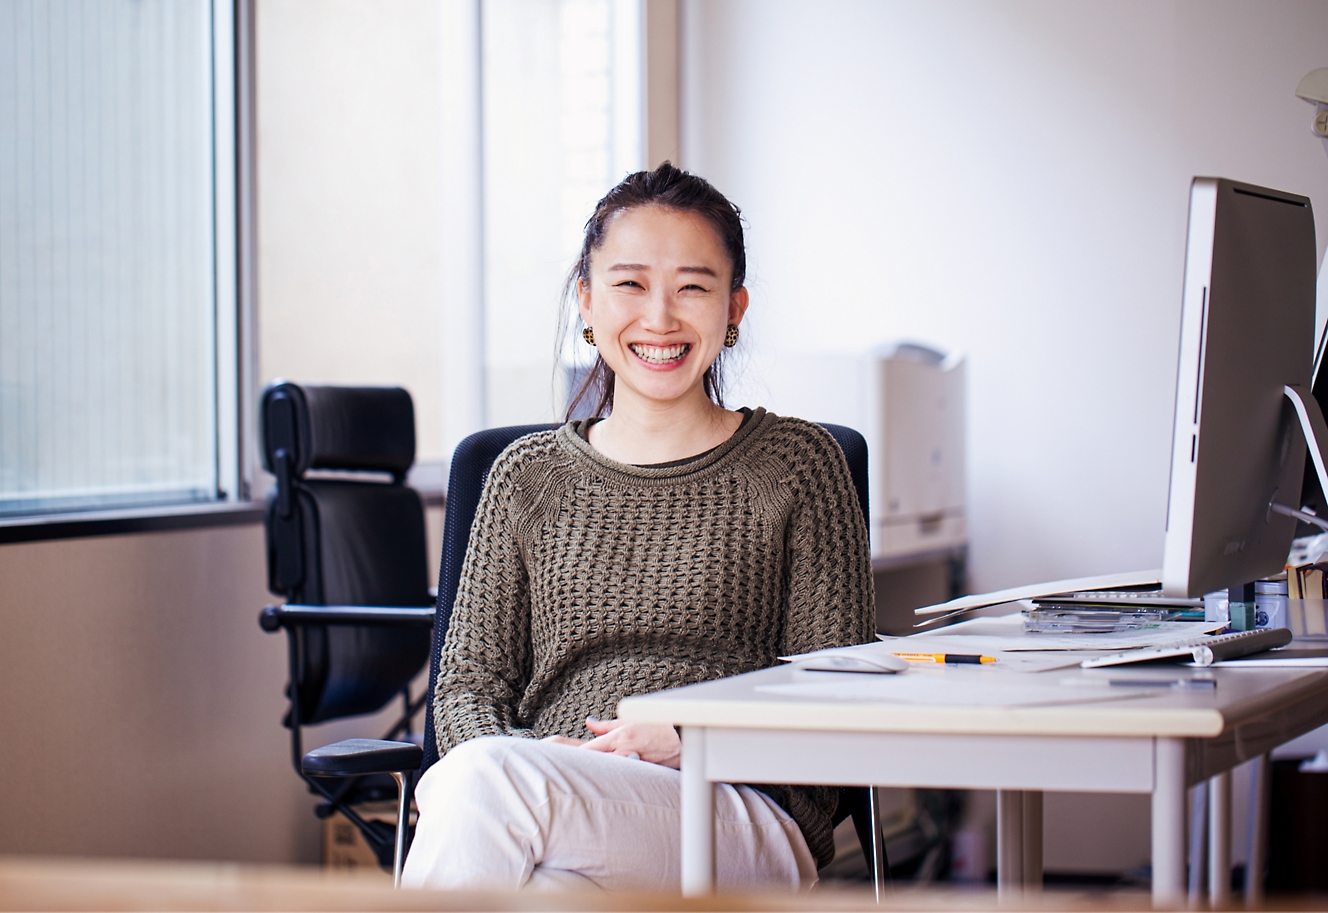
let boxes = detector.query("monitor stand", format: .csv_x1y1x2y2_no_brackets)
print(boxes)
1275,384,1328,531
1211,386,1328,631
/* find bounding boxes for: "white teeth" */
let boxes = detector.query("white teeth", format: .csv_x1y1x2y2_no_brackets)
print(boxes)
629,343,690,364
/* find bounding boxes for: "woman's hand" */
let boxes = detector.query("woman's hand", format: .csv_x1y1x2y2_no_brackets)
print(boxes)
579,717,681,769
541,735,585,747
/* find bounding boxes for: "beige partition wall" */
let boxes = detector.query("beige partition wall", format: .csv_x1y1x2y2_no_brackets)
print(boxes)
0,523,313,861
0,507,440,864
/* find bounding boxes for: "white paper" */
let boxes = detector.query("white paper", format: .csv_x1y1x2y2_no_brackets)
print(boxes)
1206,653,1328,667
784,617,1061,673
882,614,1224,653
782,613,1223,675
913,568,1164,616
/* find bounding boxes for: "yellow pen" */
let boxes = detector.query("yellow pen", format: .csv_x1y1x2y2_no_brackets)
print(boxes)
892,652,996,665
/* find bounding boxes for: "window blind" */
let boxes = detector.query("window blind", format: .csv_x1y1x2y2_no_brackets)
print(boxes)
0,0,220,516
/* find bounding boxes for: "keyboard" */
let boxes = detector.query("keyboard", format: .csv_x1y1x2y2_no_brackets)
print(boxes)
1080,627,1294,668
1034,590,1204,609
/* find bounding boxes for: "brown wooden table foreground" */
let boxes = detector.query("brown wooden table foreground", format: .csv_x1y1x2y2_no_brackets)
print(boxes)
9,855,1328,912
0,854,1230,913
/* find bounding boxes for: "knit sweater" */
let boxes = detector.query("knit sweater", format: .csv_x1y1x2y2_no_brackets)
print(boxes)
433,408,876,869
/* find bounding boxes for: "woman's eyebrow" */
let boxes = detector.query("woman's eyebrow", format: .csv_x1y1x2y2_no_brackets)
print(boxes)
605,263,718,277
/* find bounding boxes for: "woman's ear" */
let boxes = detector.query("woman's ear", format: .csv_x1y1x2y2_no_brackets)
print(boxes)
577,277,593,326
728,286,749,327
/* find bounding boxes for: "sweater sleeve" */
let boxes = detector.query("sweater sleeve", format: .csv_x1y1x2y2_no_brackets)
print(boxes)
779,421,876,657
432,447,539,753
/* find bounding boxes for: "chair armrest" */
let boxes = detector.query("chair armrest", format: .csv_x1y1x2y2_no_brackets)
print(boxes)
302,738,424,777
259,604,435,632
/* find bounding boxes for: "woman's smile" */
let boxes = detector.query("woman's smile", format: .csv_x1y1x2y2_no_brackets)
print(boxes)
629,342,691,367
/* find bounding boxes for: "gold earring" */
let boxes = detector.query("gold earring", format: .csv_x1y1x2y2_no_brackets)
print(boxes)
724,325,739,347
582,327,595,345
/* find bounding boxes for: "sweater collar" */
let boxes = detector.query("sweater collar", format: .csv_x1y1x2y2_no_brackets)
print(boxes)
559,407,769,480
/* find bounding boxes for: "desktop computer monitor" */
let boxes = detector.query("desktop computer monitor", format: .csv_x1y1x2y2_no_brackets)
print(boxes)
1162,178,1319,598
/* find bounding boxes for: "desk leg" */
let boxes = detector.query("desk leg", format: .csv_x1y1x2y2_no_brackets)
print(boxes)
1152,737,1186,907
1187,782,1207,906
680,727,714,897
1244,753,1270,907
1022,790,1043,892
996,789,1025,897
1207,771,1231,906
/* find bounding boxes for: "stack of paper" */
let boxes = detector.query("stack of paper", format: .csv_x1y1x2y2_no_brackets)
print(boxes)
782,613,1226,674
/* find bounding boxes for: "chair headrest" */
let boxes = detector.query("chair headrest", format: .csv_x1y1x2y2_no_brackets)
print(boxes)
261,382,416,480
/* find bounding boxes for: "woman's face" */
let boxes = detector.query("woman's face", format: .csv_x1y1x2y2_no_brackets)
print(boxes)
578,205,748,410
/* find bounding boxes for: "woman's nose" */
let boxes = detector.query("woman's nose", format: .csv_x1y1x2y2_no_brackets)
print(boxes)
639,289,680,331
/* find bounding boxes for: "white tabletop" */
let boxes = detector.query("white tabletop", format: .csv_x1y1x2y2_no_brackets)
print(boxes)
628,623,1328,905
619,661,1328,739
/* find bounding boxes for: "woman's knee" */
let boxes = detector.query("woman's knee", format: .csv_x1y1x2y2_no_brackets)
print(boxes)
405,738,549,890
421,736,551,809
441,735,552,779
439,735,514,772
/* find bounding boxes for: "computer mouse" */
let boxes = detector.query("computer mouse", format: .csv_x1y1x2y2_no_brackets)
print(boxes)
794,653,908,674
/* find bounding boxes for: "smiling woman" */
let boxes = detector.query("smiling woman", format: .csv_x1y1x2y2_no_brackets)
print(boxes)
401,164,875,893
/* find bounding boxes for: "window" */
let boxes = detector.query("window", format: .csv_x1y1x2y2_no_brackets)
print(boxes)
481,0,643,426
0,0,237,517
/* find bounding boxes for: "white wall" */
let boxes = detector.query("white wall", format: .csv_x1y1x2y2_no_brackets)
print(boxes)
682,0,1328,592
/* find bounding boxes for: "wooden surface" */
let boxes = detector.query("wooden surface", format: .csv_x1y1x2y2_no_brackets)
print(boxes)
17,854,1328,911
0,855,1173,912
619,663,1328,739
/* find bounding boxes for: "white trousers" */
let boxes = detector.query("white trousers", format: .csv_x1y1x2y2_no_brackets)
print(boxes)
400,736,818,892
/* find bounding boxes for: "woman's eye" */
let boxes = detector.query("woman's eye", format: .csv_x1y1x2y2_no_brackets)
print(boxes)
614,280,643,289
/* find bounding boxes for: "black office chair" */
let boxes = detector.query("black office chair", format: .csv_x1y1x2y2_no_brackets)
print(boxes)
256,382,435,882
302,420,887,893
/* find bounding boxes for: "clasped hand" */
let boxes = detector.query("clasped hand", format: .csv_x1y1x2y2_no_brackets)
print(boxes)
542,718,681,769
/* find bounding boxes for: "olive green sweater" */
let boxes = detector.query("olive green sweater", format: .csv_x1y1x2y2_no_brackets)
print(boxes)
433,408,876,869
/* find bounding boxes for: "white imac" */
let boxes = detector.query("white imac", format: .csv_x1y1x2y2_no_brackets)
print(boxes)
1162,178,1324,597
917,176,1328,623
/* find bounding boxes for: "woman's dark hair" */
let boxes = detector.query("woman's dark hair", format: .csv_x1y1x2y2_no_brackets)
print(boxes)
561,162,746,420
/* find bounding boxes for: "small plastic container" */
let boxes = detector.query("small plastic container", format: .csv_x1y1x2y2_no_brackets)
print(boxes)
1255,578,1289,631
1204,591,1229,627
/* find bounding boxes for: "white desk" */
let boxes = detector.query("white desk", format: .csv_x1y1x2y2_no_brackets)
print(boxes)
618,660,1328,904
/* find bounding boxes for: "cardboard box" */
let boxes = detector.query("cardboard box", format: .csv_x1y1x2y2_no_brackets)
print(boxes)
322,800,416,875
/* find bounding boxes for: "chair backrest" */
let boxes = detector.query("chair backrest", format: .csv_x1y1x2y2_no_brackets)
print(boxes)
422,424,556,770
420,419,869,772
818,423,870,525
261,381,434,725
